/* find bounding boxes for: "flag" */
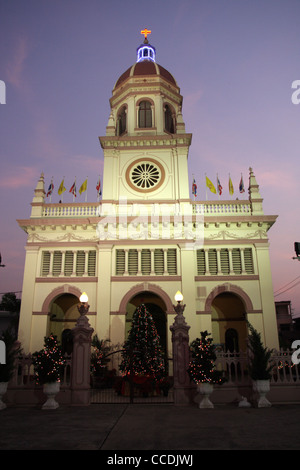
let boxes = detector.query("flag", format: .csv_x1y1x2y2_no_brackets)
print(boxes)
58,179,66,195
69,181,77,197
217,176,222,195
79,179,87,195
46,181,54,197
96,177,102,196
239,174,245,193
229,176,234,195
192,178,197,196
206,176,216,194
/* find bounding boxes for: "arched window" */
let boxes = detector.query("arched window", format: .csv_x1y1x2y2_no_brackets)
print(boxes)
225,328,239,353
138,100,152,128
117,106,126,136
164,104,175,133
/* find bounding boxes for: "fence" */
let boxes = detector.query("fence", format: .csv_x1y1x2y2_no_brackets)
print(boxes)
4,347,300,405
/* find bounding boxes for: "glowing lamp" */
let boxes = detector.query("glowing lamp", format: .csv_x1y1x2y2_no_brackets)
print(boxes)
80,292,89,303
174,291,183,303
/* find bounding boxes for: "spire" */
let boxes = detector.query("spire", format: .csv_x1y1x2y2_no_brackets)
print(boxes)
248,167,264,215
31,172,45,217
137,28,156,63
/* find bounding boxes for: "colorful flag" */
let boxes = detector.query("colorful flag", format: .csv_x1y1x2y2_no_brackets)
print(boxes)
206,176,216,194
229,176,234,195
46,181,54,197
239,174,245,193
79,179,87,195
69,181,77,197
96,177,102,196
217,176,222,195
192,178,197,196
58,179,66,195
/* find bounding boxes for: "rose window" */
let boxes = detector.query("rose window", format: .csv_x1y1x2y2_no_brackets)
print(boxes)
130,162,161,189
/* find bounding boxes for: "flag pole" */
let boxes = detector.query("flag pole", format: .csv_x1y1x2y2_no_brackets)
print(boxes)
62,176,65,203
85,176,88,203
205,173,207,201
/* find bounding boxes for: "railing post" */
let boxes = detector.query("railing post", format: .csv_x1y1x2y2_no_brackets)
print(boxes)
170,300,192,405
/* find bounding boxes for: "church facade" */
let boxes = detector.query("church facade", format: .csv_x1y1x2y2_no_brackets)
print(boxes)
17,33,279,357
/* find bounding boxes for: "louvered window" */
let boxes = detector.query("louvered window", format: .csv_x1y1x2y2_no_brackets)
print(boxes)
76,251,85,276
41,251,50,276
167,249,177,275
232,248,242,274
64,251,74,276
196,249,205,275
244,248,254,274
52,251,62,276
88,251,96,276
141,249,151,275
128,249,138,275
116,249,125,275
154,249,164,275
220,249,230,274
208,249,217,275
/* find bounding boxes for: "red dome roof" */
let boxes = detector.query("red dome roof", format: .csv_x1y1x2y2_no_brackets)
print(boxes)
114,61,177,89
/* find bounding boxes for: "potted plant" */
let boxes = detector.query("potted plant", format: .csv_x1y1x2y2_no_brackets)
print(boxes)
247,322,273,407
32,334,66,409
0,328,21,410
188,331,226,408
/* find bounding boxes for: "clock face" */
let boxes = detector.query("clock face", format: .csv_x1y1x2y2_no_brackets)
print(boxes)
126,158,165,193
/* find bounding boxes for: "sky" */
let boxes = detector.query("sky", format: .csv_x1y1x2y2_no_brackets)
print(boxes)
0,0,300,317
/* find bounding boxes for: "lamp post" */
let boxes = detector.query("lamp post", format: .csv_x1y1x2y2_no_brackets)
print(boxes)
173,290,186,316
77,292,90,316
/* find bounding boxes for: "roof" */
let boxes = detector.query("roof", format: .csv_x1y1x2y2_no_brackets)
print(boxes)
114,61,178,89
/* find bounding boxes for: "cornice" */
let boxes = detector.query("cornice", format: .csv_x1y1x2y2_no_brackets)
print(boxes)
99,133,192,150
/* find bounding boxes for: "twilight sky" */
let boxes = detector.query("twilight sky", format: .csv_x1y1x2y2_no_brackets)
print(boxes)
1,0,300,316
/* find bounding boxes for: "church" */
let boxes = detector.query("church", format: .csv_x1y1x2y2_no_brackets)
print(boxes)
17,30,279,357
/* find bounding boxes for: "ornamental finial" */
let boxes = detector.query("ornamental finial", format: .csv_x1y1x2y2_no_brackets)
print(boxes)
141,28,151,43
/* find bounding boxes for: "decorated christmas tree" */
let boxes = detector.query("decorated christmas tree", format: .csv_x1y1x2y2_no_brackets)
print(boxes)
188,331,225,384
119,304,165,381
32,334,66,384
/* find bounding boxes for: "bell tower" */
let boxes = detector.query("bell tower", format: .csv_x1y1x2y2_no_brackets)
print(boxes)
99,30,192,203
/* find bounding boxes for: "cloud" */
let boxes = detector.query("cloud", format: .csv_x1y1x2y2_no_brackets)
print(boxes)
0,166,39,189
5,36,30,91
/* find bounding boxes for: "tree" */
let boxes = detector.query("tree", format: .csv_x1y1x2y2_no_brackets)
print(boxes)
119,304,165,381
0,293,21,313
188,331,226,384
247,322,273,380
32,334,66,384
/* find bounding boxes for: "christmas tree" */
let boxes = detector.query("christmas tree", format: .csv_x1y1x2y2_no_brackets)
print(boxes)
119,304,165,381
32,334,66,384
188,331,225,384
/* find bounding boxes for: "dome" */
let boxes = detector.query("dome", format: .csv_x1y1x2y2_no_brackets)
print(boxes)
114,61,178,90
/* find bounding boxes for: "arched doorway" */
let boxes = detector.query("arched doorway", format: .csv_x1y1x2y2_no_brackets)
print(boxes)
125,291,168,367
211,292,247,352
48,293,79,344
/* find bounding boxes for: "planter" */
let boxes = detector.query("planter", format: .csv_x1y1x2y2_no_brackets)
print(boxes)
197,382,214,409
253,379,271,408
0,382,8,410
42,382,60,410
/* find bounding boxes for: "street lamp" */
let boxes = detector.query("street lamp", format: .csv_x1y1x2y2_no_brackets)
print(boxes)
78,292,90,316
173,291,185,315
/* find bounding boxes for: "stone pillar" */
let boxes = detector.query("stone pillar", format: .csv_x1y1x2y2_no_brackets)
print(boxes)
170,301,192,405
71,308,94,406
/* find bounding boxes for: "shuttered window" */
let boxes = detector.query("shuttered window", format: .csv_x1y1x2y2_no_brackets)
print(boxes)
244,248,254,274
141,249,151,275
232,248,242,274
88,251,96,276
154,249,164,275
116,249,125,275
41,251,50,276
208,249,217,275
197,249,205,275
167,249,177,275
76,251,85,276
64,251,74,276
52,251,62,276
220,248,230,274
128,249,138,275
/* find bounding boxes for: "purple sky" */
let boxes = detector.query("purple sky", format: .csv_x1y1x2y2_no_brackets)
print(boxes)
1,0,300,316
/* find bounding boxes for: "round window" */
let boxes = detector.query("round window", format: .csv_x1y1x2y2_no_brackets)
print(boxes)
126,158,165,193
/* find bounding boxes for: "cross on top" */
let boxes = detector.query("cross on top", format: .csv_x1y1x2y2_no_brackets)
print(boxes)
141,28,151,40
